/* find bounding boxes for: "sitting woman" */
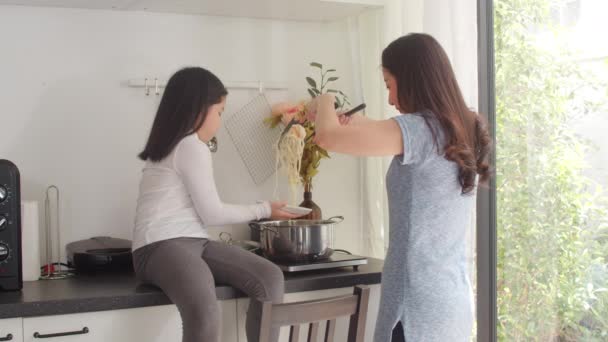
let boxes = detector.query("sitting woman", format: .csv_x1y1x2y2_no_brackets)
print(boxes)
132,67,299,342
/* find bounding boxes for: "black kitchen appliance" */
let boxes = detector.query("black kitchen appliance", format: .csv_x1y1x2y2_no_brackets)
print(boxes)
66,236,133,273
272,253,368,272
0,160,23,290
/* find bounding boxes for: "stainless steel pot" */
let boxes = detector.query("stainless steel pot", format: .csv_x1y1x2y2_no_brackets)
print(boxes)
249,216,344,262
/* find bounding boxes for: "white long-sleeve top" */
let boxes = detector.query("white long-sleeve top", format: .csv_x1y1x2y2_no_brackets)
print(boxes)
132,133,271,251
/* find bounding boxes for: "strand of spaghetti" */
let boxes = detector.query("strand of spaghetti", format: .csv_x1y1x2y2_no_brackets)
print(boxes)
274,124,306,205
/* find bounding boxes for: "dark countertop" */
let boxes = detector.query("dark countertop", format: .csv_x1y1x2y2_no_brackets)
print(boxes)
0,258,383,319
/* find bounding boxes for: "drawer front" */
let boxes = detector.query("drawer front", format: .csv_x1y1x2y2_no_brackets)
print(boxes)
24,311,108,342
0,318,23,342
23,305,182,342
104,305,182,341
23,300,237,342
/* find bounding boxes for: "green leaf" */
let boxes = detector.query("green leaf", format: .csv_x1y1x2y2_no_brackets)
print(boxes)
306,160,317,174
307,89,316,98
310,62,322,69
325,69,336,73
318,148,330,158
263,116,282,128
327,77,339,82
326,89,338,93
312,88,321,95
306,77,317,89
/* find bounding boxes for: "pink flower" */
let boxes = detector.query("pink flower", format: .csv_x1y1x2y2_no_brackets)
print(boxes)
271,102,292,117
281,112,296,124
272,102,308,124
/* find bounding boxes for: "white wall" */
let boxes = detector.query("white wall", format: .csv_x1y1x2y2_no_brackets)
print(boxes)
0,5,364,261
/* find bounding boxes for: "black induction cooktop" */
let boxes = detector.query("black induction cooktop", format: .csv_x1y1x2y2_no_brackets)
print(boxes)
273,254,368,272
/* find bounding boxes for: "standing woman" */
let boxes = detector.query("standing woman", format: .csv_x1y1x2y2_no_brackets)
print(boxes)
133,67,298,342
314,33,491,341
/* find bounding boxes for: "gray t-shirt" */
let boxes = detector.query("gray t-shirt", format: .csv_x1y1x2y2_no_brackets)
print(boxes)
374,113,475,342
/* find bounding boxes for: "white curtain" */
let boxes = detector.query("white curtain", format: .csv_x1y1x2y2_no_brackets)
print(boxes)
349,0,478,259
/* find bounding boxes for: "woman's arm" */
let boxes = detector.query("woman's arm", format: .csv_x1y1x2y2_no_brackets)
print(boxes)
339,113,371,126
315,94,404,157
174,138,272,226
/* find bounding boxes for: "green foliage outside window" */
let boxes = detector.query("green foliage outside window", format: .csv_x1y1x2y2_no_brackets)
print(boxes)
496,0,608,340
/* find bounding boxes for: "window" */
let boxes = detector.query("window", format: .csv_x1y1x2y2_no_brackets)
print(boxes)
492,0,608,339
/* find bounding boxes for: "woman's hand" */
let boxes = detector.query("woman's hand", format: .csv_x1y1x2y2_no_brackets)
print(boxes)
308,109,348,123
306,94,343,123
316,93,336,112
269,201,302,220
338,114,353,125
305,97,322,122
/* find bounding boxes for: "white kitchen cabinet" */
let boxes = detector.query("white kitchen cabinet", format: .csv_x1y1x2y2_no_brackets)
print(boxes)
22,300,237,342
0,318,24,342
111,302,236,342
23,307,173,342
236,285,381,342
1,287,380,341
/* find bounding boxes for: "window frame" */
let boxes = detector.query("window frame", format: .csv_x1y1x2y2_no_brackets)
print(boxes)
476,0,497,341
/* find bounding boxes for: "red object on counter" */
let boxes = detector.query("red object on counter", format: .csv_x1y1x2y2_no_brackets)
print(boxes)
41,264,56,275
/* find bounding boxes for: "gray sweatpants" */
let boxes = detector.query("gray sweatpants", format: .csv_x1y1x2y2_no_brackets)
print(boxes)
132,237,284,342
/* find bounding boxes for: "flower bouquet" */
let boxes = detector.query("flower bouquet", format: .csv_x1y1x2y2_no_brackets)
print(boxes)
264,62,350,218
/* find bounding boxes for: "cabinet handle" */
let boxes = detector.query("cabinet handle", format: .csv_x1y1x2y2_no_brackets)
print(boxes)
0,333,12,341
34,327,89,338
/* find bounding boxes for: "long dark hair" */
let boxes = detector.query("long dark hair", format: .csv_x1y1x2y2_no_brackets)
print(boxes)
382,33,491,194
138,67,227,161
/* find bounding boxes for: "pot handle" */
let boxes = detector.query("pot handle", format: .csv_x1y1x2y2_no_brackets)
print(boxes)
219,232,233,244
249,221,275,235
326,216,344,224
249,222,264,231
236,240,261,248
